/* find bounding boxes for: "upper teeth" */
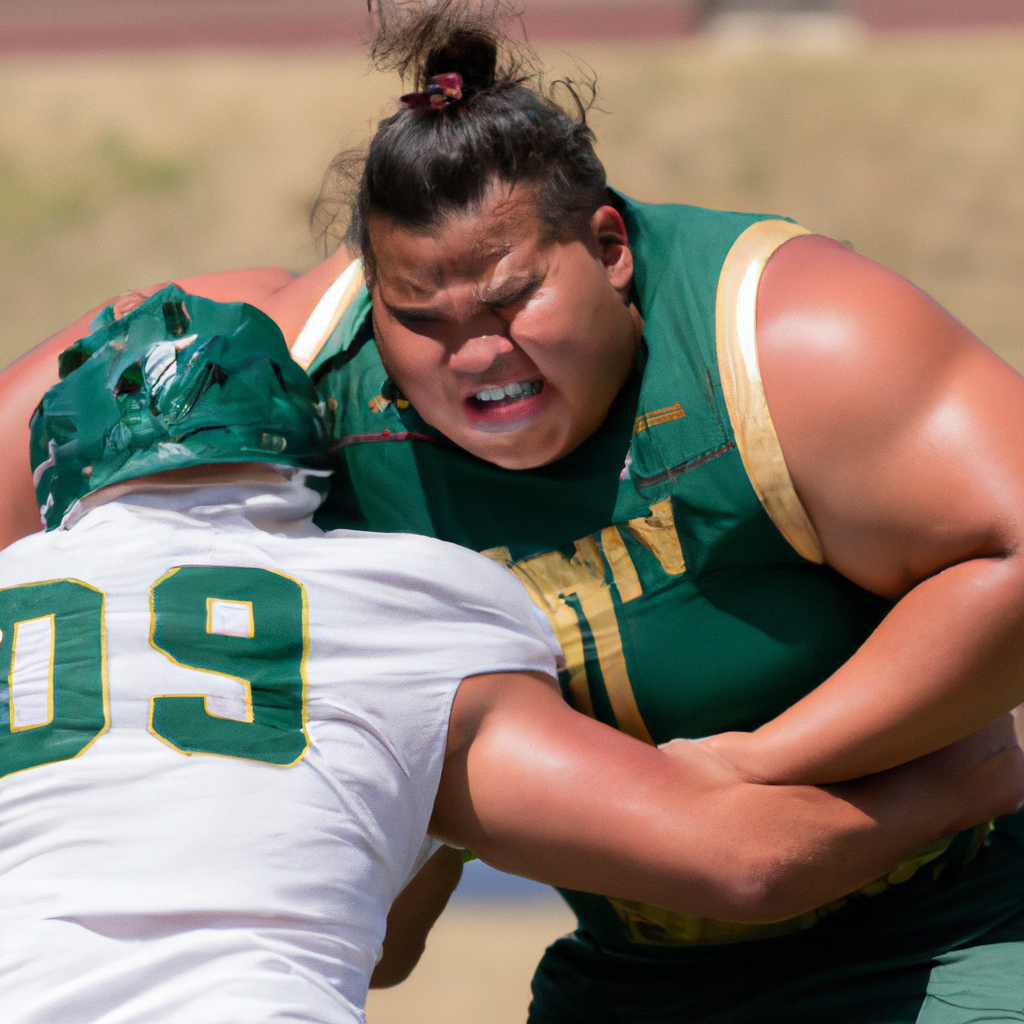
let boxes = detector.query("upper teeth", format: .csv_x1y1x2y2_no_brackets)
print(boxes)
475,380,541,402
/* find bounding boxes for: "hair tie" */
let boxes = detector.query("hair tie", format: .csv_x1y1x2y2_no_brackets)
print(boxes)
399,72,464,111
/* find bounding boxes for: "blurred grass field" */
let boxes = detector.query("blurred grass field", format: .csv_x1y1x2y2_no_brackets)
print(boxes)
3,30,1024,371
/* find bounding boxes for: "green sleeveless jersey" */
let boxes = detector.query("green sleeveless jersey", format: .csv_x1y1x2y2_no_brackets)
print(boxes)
310,193,991,950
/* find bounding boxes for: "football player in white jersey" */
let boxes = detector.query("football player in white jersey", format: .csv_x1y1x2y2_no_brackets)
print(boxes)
0,288,1019,1024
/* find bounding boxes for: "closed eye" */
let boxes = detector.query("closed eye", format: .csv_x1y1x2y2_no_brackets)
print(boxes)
485,277,543,312
381,300,443,326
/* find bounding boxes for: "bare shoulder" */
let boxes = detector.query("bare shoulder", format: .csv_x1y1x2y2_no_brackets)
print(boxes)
756,235,982,450
251,245,356,347
756,234,1024,595
175,255,350,348
174,266,295,304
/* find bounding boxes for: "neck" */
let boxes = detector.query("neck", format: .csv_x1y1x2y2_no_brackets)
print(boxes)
78,462,294,514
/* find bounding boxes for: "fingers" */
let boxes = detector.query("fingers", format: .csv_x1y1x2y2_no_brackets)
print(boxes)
112,290,152,320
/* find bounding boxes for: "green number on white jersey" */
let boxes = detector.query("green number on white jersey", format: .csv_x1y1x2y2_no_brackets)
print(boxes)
0,579,108,779
149,566,310,766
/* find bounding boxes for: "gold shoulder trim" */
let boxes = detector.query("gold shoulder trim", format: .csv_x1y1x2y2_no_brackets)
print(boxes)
291,259,365,371
715,220,824,564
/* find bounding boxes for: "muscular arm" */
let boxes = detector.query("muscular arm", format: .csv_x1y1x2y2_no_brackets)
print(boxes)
709,235,1024,786
430,671,1023,925
0,248,352,550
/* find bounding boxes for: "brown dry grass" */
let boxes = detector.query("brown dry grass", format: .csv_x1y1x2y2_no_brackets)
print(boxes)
3,31,1024,371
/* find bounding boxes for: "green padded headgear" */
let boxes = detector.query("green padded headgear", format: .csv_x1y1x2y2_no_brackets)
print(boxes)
31,284,331,531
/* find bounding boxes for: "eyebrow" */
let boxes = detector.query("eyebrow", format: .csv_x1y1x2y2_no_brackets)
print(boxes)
381,274,544,322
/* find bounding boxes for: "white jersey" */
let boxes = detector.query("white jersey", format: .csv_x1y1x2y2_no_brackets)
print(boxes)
0,479,560,1024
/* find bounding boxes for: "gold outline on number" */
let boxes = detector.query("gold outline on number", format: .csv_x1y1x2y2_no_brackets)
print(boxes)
0,578,109,768
147,566,311,766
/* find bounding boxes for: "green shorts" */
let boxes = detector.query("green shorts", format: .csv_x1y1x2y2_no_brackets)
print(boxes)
528,814,1024,1024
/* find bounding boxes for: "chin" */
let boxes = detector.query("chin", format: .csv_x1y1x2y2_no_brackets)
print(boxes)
430,407,575,469
462,434,571,471
482,452,550,471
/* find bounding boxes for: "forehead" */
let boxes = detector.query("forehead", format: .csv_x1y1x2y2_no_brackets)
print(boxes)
367,185,550,292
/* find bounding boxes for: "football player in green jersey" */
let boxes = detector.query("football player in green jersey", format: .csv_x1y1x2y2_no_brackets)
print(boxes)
4,2,1024,1020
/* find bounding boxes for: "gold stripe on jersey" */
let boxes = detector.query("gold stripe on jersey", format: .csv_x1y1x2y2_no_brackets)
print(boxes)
291,259,365,371
633,402,686,436
573,537,652,744
483,540,654,744
715,219,825,564
622,500,687,578
600,527,642,602
482,545,595,719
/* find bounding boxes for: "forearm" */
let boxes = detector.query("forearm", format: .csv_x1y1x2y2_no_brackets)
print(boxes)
0,326,86,548
446,735,1013,924
433,674,1023,924
370,845,463,988
744,718,1024,921
710,553,1024,785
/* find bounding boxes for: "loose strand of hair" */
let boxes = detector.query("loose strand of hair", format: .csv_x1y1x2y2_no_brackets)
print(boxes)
367,0,532,93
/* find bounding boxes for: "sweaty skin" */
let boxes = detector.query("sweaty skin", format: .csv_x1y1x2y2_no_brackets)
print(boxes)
3,204,1024,785
367,188,642,469
705,236,1024,786
365,192,1024,788
375,670,1022,988
4,214,1024,770
19,469,1024,993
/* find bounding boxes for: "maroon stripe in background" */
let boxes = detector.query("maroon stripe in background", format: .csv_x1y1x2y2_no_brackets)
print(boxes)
0,0,698,53
3,0,1024,54
0,2,365,53
850,0,1024,32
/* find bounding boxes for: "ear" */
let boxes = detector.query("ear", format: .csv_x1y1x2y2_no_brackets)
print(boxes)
589,205,634,299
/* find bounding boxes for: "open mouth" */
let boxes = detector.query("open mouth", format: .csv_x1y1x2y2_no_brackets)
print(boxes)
466,379,543,410
463,378,546,431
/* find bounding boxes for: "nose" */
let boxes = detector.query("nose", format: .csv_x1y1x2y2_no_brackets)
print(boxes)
448,332,515,375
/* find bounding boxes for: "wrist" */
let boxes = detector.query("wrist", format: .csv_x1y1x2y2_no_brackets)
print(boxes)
701,732,777,784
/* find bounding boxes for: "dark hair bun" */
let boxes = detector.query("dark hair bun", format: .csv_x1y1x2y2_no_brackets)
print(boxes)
423,30,498,96
369,0,525,95
309,1,605,258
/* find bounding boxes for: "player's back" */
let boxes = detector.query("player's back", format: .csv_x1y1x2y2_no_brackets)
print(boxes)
0,482,557,1024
